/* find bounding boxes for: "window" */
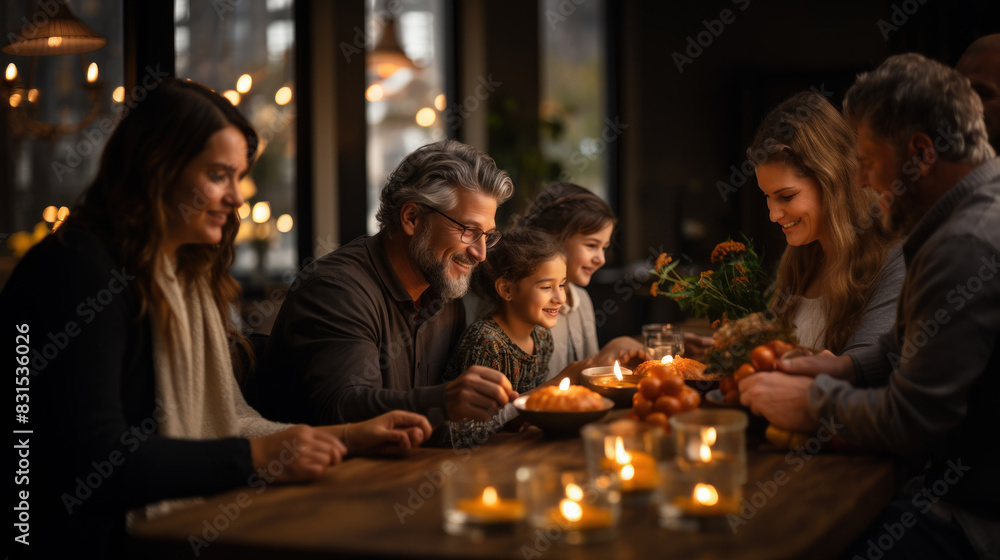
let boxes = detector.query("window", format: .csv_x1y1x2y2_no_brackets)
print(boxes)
539,0,607,198
175,0,297,293
365,0,447,234
1,0,123,262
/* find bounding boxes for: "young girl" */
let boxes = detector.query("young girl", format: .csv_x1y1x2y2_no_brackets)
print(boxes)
443,227,566,447
517,182,644,379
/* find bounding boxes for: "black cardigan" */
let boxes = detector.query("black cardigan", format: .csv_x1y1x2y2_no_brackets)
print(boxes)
2,222,254,558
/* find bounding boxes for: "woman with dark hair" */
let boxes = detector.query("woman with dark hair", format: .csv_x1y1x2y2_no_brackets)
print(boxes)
0,78,430,557
748,90,905,353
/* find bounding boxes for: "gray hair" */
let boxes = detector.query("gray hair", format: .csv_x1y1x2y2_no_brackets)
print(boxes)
375,139,514,232
844,53,996,164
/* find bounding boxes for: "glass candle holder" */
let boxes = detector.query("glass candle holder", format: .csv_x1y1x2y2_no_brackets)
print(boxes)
442,464,526,538
642,323,685,360
581,420,673,504
518,465,620,545
658,409,747,531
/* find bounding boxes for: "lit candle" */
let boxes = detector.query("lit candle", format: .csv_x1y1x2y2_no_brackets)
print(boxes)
454,486,525,523
673,482,739,516
86,62,98,83
582,362,638,407
599,437,660,492
559,377,570,391
546,483,613,530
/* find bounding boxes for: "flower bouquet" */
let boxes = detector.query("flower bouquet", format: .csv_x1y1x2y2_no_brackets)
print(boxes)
649,236,770,328
648,237,797,378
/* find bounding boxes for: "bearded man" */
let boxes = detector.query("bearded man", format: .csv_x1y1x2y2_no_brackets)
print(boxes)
252,140,519,427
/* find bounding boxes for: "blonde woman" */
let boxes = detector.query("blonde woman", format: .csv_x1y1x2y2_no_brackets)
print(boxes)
747,91,904,354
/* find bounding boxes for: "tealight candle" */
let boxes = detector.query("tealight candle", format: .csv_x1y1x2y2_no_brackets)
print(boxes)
519,467,620,544
582,421,673,505
598,436,660,492
454,486,525,523
443,465,526,537
581,361,640,408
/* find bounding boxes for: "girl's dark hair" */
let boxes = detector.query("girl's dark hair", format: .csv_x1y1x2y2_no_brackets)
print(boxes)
474,227,566,315
65,77,258,370
515,182,616,242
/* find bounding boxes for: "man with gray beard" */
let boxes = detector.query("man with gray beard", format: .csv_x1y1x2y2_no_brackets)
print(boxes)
251,140,519,429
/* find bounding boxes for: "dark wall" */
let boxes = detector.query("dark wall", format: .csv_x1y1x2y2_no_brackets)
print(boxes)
591,0,1000,342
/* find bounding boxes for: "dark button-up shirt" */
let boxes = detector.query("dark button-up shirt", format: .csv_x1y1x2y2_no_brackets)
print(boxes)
253,233,464,424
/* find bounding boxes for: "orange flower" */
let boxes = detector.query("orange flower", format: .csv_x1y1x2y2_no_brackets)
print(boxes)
732,275,750,288
711,240,747,264
698,269,714,288
671,282,685,294
650,282,659,296
711,319,721,329
655,253,672,271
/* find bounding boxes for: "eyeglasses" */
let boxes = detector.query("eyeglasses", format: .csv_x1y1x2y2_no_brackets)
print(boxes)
423,205,502,248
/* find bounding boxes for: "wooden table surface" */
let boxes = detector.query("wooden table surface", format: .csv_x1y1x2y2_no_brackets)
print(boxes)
131,424,897,560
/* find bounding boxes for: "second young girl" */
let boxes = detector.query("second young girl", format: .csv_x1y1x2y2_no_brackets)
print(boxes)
518,182,645,378
443,227,566,447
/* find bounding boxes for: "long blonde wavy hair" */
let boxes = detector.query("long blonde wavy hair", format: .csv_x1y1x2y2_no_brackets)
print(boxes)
747,91,897,353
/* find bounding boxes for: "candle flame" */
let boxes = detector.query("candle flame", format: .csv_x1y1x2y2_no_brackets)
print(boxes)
86,63,98,83
482,486,498,506
559,498,583,522
613,360,623,381
558,377,570,391
694,483,719,506
614,437,632,465
661,355,673,364
699,443,712,462
565,483,583,502
5,63,17,81
702,427,717,446
620,464,635,481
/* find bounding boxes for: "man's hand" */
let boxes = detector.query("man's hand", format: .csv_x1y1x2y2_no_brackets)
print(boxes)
341,410,433,455
592,336,645,368
445,366,518,421
682,332,714,360
777,352,856,382
249,424,346,482
738,373,819,432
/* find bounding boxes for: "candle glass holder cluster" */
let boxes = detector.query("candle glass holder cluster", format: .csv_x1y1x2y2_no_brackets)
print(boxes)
518,466,621,545
442,464,526,538
658,409,748,531
581,421,674,505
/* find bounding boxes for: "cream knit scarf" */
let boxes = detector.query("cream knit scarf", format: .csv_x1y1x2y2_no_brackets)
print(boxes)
133,254,289,521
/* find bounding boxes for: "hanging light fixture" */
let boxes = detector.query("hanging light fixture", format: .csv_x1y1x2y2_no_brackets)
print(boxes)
2,0,108,140
368,15,414,80
3,0,107,56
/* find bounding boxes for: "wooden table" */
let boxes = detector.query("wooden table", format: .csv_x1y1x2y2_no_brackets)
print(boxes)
131,425,897,560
